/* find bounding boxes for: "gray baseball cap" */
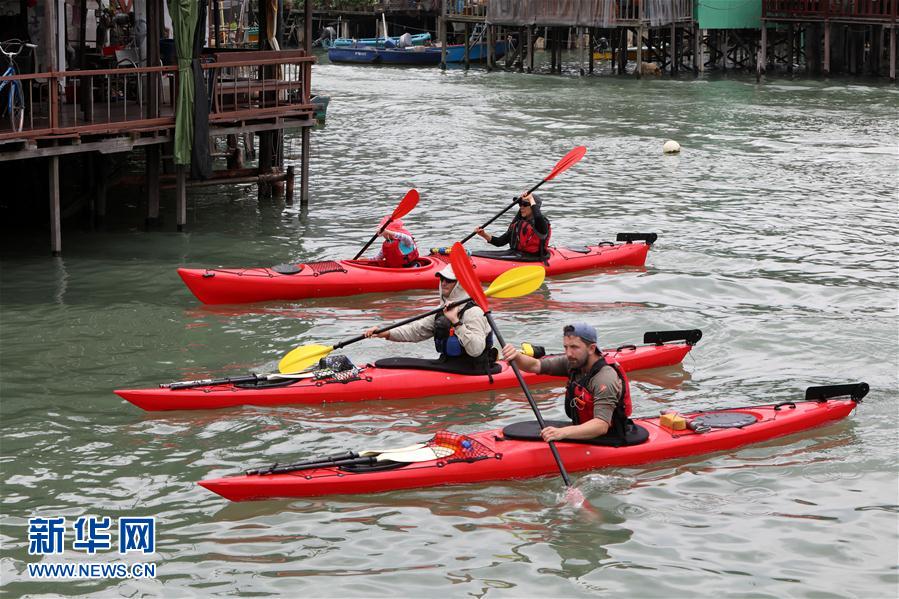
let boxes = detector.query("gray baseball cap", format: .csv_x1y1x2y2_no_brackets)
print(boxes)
563,322,598,345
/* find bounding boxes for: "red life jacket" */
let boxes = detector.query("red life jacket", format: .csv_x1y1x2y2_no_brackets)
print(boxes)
510,218,551,256
380,227,419,268
564,357,632,437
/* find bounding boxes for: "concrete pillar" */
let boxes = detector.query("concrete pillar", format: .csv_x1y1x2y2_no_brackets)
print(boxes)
824,21,831,75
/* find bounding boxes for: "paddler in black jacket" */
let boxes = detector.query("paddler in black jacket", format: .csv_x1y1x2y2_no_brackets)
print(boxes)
473,193,551,260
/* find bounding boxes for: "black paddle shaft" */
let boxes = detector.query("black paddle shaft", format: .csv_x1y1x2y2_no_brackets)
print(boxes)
484,312,573,487
353,220,392,260
246,451,363,475
459,177,552,245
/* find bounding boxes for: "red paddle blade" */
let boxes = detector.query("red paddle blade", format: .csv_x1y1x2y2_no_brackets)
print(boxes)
450,242,489,312
543,146,587,182
391,189,420,220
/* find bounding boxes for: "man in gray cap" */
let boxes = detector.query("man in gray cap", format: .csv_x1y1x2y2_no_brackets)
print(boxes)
501,322,633,442
364,264,495,373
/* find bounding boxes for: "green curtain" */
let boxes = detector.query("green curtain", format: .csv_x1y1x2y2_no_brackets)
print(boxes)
168,0,197,166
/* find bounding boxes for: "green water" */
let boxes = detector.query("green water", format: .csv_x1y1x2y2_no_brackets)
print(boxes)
1,56,897,596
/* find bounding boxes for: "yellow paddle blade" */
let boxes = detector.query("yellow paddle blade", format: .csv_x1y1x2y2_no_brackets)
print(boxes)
278,344,334,374
484,265,546,299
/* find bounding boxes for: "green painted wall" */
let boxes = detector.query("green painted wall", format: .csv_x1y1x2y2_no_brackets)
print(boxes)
695,0,762,29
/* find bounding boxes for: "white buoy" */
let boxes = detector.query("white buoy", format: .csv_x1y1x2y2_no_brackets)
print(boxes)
663,140,681,154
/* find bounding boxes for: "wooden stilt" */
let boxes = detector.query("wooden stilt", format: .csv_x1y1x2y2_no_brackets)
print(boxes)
463,22,470,70
579,27,585,76
527,25,534,73
588,28,594,74
760,23,768,77
486,24,494,71
824,21,831,75
890,25,896,82
258,132,273,200
176,166,187,232
636,24,643,77
787,23,794,73
285,165,295,205
439,0,447,70
95,156,107,220
300,126,310,209
670,22,676,74
145,145,160,228
693,24,700,74
49,156,61,256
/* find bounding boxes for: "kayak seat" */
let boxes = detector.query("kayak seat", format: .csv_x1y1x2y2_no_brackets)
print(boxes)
501,419,649,447
470,249,545,263
374,357,502,376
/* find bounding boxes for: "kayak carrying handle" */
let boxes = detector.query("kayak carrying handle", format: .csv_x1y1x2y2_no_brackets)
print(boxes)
805,382,869,403
616,232,658,245
773,401,796,411
643,329,703,346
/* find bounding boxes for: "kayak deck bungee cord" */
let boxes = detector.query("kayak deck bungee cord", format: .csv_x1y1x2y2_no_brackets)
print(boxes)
198,383,868,501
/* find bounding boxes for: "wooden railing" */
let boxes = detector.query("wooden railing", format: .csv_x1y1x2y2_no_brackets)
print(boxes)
0,51,315,144
487,0,693,27
763,0,898,21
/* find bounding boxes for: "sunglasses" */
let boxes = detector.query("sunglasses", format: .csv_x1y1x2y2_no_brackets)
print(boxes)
518,200,531,207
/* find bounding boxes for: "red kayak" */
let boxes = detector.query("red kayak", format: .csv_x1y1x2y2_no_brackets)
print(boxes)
178,233,656,304
198,383,867,501
115,329,699,412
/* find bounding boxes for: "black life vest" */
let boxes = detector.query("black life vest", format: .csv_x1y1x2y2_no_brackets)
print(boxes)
433,302,494,369
564,356,633,438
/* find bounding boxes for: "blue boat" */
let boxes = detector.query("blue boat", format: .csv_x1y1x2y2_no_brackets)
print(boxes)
329,33,431,49
328,41,508,66
327,45,440,65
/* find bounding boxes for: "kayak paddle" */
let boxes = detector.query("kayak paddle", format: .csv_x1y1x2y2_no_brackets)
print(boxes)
450,241,584,504
277,264,546,374
459,146,587,245
353,189,420,260
245,444,453,476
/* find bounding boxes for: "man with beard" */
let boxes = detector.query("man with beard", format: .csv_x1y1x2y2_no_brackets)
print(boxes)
501,323,633,442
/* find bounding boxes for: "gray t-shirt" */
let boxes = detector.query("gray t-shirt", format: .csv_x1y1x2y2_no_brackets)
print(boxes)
539,355,622,424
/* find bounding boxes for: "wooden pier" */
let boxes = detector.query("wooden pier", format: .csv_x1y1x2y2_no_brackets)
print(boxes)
0,0,316,256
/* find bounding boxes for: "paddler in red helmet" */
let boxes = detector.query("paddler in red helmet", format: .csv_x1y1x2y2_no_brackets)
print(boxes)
372,216,419,268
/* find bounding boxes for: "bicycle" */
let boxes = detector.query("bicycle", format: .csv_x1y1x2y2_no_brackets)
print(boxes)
0,39,36,132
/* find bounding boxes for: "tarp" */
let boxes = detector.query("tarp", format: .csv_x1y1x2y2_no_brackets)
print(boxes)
168,0,196,166
191,0,212,179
